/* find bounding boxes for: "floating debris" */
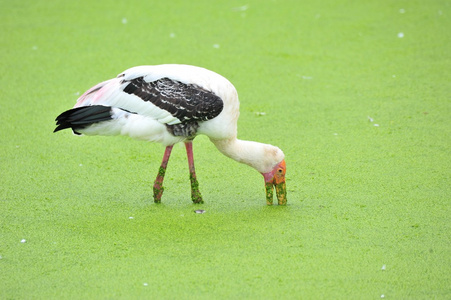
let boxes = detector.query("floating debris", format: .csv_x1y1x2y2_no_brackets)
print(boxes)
143,283,148,286
213,44,220,49
381,294,385,298
232,4,249,11
32,46,38,50
368,116,379,126
398,32,404,38
381,264,386,271
20,239,27,243
255,112,266,116
122,18,128,24
169,33,176,38
129,216,134,219
399,8,405,14
194,209,206,214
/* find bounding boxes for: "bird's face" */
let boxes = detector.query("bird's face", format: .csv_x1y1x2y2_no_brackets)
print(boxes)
262,160,287,205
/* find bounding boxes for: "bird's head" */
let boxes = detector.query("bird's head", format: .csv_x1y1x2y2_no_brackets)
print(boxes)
261,159,287,205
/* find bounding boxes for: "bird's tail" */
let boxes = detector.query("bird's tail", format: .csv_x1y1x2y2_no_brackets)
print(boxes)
54,105,113,135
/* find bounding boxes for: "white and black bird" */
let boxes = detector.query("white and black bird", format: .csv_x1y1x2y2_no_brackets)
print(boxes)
54,64,287,205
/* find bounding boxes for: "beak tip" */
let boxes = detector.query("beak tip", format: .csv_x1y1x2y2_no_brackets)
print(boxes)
265,181,287,205
278,197,287,206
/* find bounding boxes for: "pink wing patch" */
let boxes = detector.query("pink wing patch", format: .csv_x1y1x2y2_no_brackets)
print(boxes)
74,79,118,107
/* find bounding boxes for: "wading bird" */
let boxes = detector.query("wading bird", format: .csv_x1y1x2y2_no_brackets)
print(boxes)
54,64,287,205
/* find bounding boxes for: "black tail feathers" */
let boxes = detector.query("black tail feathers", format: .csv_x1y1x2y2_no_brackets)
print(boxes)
54,105,113,134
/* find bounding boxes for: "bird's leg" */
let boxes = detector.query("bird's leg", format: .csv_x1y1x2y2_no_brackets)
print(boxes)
153,145,173,203
185,141,203,204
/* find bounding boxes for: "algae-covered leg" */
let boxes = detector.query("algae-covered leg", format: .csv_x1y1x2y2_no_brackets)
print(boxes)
153,145,173,203
185,141,203,204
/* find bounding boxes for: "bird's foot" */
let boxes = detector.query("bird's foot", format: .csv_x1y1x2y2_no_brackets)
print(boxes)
153,184,164,203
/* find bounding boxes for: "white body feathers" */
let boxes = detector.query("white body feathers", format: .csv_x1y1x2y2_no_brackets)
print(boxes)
66,64,283,173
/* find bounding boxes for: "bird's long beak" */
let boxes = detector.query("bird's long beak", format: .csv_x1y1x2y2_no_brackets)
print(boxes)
263,160,287,205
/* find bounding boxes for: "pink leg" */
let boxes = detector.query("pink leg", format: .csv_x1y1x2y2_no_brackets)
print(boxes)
185,141,203,204
153,145,173,203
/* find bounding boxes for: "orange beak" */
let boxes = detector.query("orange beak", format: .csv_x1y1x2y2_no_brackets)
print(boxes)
262,160,287,205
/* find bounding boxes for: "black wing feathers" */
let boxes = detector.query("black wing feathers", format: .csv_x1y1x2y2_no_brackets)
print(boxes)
54,105,112,134
123,77,224,122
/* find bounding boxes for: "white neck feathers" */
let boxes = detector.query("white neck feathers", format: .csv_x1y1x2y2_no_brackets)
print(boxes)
211,138,284,173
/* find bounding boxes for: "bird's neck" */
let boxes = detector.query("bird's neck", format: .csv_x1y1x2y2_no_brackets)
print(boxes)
211,138,284,173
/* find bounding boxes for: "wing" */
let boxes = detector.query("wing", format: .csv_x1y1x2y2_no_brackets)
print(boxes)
121,76,224,124
75,72,224,128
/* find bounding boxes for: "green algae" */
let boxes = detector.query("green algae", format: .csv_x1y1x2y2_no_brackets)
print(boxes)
189,173,203,204
157,166,166,177
1,0,450,299
153,166,167,203
153,185,164,203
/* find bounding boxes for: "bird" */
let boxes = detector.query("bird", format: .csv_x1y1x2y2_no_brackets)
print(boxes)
54,64,287,205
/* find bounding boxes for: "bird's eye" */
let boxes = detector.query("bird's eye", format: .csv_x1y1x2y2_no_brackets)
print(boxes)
278,168,283,173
